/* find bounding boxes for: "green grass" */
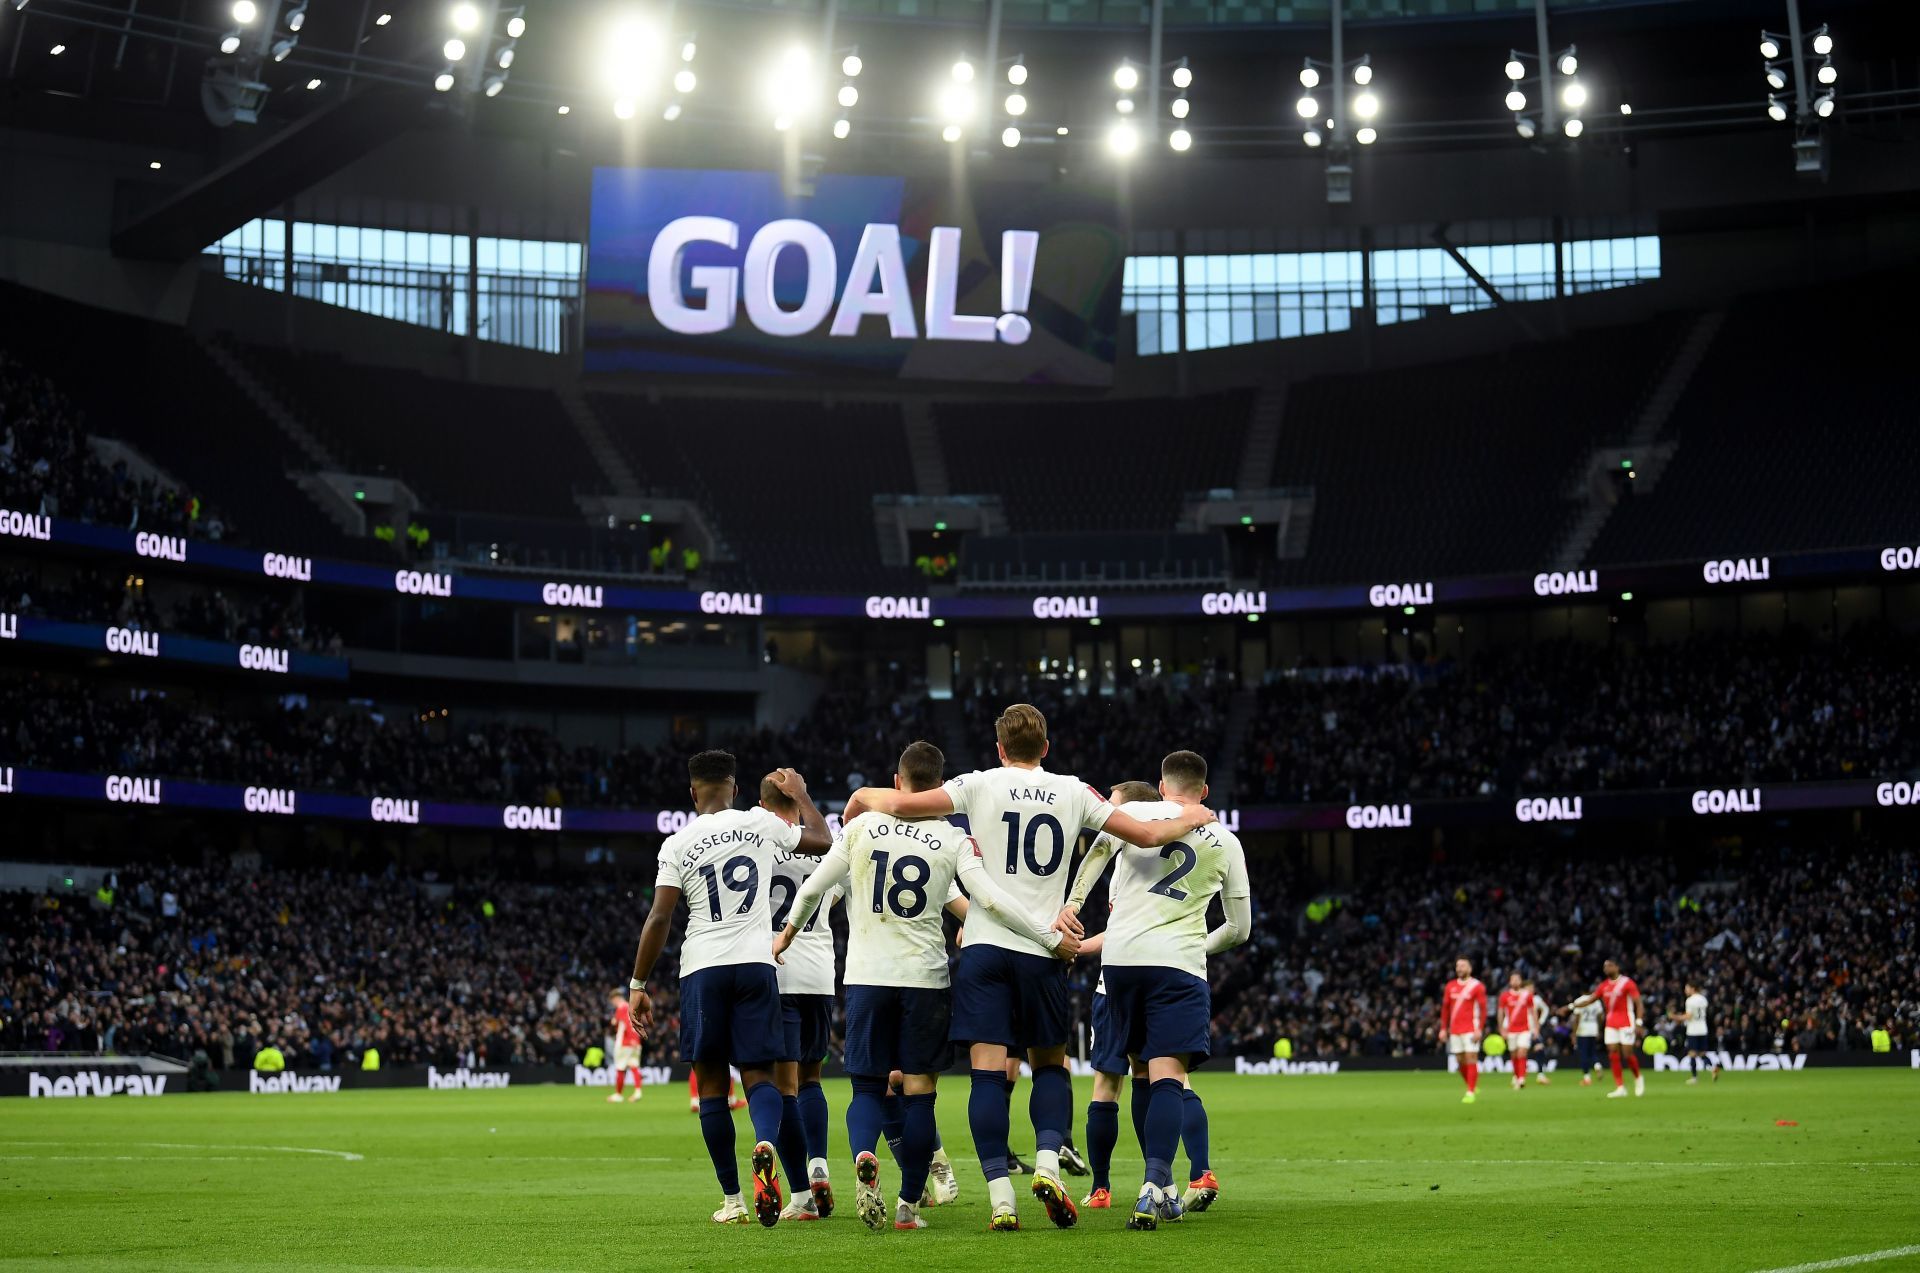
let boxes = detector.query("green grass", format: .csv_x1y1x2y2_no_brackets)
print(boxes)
3,1071,1918,1271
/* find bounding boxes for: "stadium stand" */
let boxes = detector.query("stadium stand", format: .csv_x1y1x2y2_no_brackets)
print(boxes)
6,843,1909,1070
938,390,1250,533
1587,277,1917,565
591,395,915,589
0,286,348,555
230,343,607,521
1270,316,1688,584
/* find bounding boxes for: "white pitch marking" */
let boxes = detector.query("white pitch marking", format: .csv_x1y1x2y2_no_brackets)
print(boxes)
1227,1156,1918,1170
0,1140,363,1161
1749,1245,1920,1273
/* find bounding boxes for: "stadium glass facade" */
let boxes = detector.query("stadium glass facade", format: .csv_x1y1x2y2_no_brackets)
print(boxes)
1122,224,1660,355
203,219,583,355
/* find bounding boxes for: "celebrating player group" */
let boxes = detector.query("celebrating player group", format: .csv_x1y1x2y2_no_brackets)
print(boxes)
623,702,1250,1234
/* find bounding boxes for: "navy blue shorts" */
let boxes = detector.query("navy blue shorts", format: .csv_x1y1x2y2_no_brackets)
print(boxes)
679,963,784,1068
1089,990,1130,1076
949,943,1071,1050
844,984,952,1077
1101,965,1212,1067
781,994,835,1064
1683,1035,1715,1055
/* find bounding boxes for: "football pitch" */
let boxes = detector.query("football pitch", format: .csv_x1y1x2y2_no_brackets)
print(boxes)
3,1071,1917,1272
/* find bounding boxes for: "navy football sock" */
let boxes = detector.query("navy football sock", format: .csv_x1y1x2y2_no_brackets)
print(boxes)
1086,1099,1120,1193
1143,1078,1184,1190
798,1081,830,1164
776,1093,809,1199
846,1074,888,1159
1030,1064,1072,1156
898,1092,938,1205
969,1069,1012,1181
1182,1088,1210,1177
745,1081,784,1152
881,1090,907,1158
697,1096,739,1195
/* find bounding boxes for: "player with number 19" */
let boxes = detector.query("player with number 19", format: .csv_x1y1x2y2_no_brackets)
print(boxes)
626,751,832,1227
849,704,1214,1233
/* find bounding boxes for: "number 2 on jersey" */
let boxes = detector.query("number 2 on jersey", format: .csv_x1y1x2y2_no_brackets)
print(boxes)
999,811,1066,876
867,850,931,918
696,854,760,920
1148,842,1198,901
769,876,820,932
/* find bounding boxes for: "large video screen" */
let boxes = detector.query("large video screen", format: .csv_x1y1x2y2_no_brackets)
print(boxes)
585,167,1122,385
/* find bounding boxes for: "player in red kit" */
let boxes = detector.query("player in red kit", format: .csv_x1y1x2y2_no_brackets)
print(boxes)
1498,973,1539,1091
609,992,644,1103
1560,959,1645,1099
1439,957,1488,1104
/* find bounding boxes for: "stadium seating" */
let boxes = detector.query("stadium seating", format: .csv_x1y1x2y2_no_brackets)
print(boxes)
591,395,916,589
231,344,606,521
936,391,1251,534
1587,276,1917,564
1269,317,1687,584
0,285,354,555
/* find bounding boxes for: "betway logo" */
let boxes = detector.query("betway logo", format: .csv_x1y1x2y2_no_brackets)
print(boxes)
426,1066,510,1089
1234,1056,1341,1076
1652,1052,1806,1072
574,1065,674,1088
249,1071,342,1094
29,1070,168,1097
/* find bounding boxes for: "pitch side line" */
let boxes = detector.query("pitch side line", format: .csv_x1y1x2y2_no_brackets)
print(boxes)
1228,1156,1919,1170
1750,1245,1920,1273
0,1139,363,1161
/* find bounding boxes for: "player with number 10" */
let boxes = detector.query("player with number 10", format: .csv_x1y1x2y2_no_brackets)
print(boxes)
849,704,1214,1232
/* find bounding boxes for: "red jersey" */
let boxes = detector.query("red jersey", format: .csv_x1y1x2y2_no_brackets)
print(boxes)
613,1001,641,1047
1442,977,1487,1035
1498,987,1536,1035
1593,976,1640,1028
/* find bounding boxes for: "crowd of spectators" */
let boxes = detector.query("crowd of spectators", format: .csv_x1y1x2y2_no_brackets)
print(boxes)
0,350,227,541
0,863,657,1070
1244,629,1920,803
0,673,934,812
1,564,339,654
5,841,1909,1072
1200,844,1917,1060
954,670,1236,786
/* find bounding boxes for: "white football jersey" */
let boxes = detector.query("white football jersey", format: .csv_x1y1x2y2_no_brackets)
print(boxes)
837,812,971,989
943,766,1113,959
1684,992,1710,1036
1575,1001,1603,1037
655,807,802,979
770,848,842,996
1096,799,1249,981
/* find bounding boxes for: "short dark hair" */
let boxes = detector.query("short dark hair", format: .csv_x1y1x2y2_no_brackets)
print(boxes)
758,772,795,814
898,740,944,792
688,750,736,786
1161,750,1208,794
1109,780,1158,804
995,703,1048,764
